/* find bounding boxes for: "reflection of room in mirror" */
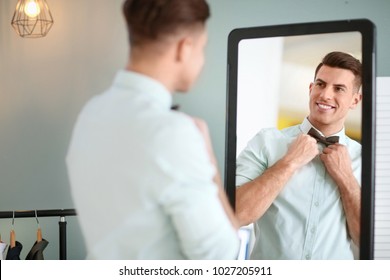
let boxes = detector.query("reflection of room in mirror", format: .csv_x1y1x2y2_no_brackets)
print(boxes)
237,37,283,156
236,32,362,157
229,19,376,260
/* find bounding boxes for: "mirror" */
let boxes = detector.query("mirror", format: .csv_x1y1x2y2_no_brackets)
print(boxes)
225,20,375,259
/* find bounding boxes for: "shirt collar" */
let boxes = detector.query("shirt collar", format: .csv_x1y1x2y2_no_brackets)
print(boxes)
112,70,173,110
299,117,346,145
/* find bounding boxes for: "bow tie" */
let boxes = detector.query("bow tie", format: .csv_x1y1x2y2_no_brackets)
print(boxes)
307,128,339,146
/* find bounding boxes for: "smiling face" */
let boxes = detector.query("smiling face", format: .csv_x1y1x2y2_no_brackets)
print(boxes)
308,65,362,136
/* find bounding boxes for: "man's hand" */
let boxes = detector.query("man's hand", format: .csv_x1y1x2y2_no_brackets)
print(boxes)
283,134,320,169
191,117,214,161
320,144,353,183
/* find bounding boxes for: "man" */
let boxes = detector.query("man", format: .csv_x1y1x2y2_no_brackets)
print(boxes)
236,51,362,259
67,0,239,259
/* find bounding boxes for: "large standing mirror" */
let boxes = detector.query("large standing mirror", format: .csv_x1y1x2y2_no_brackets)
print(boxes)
225,19,375,259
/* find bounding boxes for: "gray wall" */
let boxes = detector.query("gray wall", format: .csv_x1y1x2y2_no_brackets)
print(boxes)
0,0,389,259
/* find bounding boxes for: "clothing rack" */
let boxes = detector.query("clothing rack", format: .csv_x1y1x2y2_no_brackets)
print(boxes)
0,209,77,260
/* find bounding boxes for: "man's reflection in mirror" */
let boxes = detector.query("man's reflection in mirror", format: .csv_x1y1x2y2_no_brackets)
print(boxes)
236,51,362,259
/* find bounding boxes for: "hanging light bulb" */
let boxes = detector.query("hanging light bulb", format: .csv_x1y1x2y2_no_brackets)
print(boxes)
24,0,41,18
11,0,54,38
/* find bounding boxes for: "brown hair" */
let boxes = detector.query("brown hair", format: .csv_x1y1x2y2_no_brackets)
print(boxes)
123,0,210,46
314,51,362,91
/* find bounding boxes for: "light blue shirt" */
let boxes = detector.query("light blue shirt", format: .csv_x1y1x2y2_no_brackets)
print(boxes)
236,118,361,260
67,70,240,259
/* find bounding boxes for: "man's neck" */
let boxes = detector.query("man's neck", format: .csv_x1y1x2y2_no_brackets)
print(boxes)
307,117,344,137
126,48,177,93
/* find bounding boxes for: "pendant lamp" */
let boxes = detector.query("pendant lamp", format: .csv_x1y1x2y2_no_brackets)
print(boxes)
11,0,54,38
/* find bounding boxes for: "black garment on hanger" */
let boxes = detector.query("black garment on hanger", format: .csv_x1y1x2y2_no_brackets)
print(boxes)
6,241,23,260
25,239,49,260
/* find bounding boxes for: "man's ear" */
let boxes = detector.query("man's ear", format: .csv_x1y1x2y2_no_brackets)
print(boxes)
175,36,193,63
350,92,362,109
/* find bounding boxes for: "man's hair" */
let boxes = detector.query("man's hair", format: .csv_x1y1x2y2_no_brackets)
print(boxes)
122,0,210,46
314,51,362,91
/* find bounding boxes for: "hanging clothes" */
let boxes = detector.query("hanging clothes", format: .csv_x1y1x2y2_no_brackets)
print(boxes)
25,218,49,260
6,228,23,260
25,239,49,260
6,241,23,260
0,240,8,260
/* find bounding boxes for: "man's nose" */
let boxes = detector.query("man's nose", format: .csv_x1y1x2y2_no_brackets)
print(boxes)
320,86,333,99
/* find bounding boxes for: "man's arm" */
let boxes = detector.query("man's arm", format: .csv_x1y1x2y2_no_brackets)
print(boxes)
320,144,361,246
236,134,319,226
192,117,239,230
160,116,240,259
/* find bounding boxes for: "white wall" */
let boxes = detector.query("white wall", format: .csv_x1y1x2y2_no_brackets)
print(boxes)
236,37,283,156
0,0,390,259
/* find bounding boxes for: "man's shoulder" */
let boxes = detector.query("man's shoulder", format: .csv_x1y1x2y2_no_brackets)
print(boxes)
147,112,204,154
344,135,362,155
155,112,198,136
255,123,301,139
280,123,301,135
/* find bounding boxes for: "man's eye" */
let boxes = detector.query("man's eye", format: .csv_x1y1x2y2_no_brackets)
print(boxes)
335,87,345,92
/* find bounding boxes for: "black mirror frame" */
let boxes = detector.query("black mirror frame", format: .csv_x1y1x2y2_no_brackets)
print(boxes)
225,19,376,260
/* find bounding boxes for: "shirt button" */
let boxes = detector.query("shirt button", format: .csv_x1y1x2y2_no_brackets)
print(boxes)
305,254,311,260
314,201,319,207
311,227,316,233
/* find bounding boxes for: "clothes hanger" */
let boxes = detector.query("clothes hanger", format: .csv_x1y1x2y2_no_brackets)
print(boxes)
35,210,42,242
10,211,16,248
